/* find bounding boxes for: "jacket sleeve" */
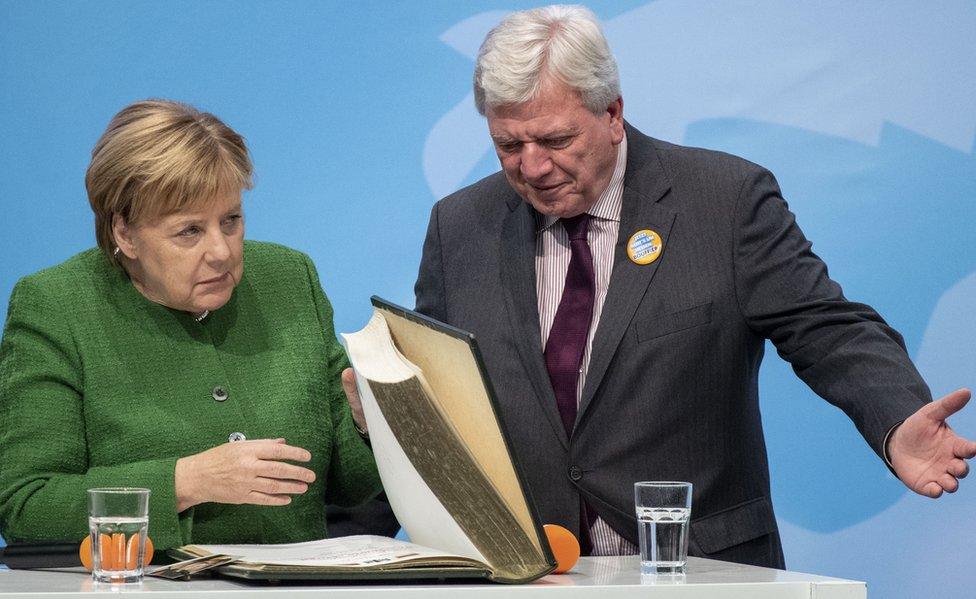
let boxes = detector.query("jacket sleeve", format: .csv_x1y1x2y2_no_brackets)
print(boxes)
301,255,382,508
731,166,931,459
0,277,192,549
414,201,449,321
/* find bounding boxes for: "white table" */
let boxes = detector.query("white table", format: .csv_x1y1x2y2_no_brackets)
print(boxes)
0,556,865,598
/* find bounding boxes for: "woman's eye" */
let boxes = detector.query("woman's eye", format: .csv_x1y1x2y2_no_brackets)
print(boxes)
222,214,242,227
178,226,200,237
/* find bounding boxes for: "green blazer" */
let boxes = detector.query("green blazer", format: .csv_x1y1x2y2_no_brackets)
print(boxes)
0,241,381,549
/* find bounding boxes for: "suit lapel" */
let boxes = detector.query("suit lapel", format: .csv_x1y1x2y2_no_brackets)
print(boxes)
499,194,571,449
577,127,675,428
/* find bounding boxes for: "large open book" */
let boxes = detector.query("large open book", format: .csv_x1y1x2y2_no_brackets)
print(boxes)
174,298,555,584
171,535,505,581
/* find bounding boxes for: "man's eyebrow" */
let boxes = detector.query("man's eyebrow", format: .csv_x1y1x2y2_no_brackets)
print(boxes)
539,128,578,139
491,129,578,143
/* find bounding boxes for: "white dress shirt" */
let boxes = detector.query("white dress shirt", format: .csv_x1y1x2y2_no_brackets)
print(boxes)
535,135,638,555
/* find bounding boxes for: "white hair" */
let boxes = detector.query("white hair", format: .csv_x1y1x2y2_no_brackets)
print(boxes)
474,4,621,115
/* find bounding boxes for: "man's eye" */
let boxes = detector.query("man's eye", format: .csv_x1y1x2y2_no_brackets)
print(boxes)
543,137,572,148
497,142,521,153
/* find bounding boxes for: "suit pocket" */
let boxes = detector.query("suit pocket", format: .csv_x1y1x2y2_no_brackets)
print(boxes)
636,301,712,343
690,496,777,554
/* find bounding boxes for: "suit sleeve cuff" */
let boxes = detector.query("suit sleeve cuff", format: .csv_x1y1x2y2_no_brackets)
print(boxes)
883,421,903,469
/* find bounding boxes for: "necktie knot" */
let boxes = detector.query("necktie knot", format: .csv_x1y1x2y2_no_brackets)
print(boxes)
562,213,591,241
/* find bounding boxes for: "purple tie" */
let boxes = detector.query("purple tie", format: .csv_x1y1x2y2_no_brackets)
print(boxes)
544,213,598,555
545,213,595,435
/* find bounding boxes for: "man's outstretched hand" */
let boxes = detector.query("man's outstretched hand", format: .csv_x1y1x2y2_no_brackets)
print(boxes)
889,388,976,498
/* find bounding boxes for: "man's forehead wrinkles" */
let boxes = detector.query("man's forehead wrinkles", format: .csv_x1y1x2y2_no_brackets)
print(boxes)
490,121,578,142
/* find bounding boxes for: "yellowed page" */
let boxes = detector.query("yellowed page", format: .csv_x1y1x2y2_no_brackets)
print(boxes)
342,314,488,563
379,308,542,555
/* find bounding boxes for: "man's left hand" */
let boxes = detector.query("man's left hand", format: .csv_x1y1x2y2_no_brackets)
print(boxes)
889,388,976,498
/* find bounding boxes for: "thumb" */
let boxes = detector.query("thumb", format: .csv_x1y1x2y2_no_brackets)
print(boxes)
341,368,360,404
923,388,972,422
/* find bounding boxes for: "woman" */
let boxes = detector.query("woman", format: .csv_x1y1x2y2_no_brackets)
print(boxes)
0,100,381,550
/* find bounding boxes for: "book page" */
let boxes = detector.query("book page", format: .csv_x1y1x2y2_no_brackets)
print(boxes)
344,309,551,582
343,314,489,564
186,536,479,568
379,309,542,553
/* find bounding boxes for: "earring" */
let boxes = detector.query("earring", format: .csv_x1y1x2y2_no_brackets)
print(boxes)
113,247,121,257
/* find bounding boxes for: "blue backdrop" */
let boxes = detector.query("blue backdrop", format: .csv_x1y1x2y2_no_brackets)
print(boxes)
2,2,974,596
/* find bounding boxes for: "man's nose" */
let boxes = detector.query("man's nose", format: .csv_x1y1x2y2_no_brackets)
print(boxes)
519,143,553,182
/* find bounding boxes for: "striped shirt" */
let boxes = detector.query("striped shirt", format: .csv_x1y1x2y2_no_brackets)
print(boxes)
535,135,638,556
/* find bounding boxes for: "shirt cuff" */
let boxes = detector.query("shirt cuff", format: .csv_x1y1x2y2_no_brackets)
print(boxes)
882,421,903,468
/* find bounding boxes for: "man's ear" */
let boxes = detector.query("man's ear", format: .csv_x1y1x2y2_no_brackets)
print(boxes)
112,213,138,260
608,96,625,145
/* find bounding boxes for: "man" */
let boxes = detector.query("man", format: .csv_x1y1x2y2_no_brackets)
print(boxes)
345,5,974,568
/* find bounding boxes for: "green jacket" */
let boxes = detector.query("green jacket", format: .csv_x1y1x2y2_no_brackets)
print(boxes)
0,241,381,549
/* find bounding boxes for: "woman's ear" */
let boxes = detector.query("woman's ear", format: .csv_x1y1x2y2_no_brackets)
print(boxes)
112,213,138,260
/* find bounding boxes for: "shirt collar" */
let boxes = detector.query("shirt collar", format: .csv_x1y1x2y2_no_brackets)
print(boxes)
536,134,628,233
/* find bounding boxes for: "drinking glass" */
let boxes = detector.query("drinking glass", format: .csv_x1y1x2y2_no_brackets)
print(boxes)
87,487,150,583
634,481,692,574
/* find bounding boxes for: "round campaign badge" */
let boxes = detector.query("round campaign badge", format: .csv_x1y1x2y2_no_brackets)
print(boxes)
627,229,663,265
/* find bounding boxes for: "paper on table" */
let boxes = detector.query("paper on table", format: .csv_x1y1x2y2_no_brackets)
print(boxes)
187,535,476,568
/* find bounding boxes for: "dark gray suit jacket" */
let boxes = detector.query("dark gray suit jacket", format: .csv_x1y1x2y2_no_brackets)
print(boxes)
414,123,931,568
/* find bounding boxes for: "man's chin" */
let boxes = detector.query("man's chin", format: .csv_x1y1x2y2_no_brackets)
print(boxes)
527,197,587,219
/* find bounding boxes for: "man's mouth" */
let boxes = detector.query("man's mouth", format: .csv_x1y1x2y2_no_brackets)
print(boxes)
532,182,567,193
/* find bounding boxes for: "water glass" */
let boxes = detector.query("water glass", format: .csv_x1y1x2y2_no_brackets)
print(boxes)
88,487,151,583
634,481,692,574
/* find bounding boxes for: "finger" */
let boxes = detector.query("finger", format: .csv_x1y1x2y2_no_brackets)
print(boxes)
952,436,976,459
252,477,310,496
256,460,317,483
920,481,943,498
341,368,360,403
244,491,292,506
237,438,286,448
938,474,959,493
251,441,312,462
922,388,972,422
948,459,970,479
341,369,368,432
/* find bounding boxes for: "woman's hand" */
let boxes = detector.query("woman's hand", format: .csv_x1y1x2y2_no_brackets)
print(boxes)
174,438,315,512
341,367,368,435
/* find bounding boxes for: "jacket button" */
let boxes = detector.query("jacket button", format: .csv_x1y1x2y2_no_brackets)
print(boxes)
568,466,583,481
228,432,246,442
212,386,228,402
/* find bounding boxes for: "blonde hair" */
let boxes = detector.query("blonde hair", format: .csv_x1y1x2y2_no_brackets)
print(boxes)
86,99,253,266
474,5,620,115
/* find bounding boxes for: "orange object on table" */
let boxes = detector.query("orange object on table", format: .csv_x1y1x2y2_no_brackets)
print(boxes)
79,534,154,571
543,523,580,574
